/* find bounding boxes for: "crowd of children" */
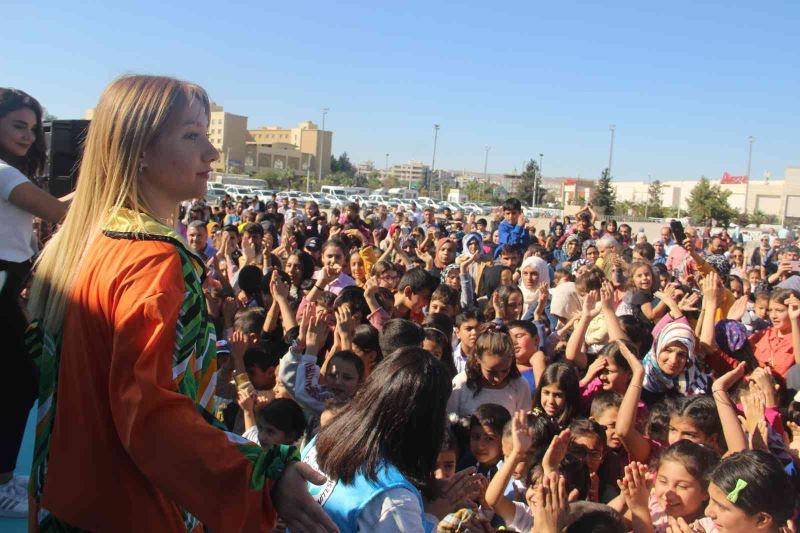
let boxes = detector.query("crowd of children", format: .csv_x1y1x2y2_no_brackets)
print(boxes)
161,191,800,532
4,77,800,532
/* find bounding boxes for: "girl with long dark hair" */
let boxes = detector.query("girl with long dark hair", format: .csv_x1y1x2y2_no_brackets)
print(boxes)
0,88,72,517
304,346,452,532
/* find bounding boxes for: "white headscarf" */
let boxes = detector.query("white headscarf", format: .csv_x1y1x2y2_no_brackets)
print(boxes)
519,255,550,309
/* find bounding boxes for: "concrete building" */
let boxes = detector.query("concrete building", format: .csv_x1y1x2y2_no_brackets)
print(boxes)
383,160,430,186
612,167,800,221
247,121,331,177
209,103,248,173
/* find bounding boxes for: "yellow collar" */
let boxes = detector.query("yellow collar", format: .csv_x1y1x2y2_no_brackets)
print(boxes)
103,207,182,241
103,207,205,277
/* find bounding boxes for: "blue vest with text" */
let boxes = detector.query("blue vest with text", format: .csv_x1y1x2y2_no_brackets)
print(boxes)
301,440,435,533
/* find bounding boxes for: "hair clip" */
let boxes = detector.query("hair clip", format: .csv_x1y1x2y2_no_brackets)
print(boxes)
726,479,748,503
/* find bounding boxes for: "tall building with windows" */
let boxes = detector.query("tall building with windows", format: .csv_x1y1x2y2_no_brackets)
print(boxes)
208,103,248,173
247,121,331,176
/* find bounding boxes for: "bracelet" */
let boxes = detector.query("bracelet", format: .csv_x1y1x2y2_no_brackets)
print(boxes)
315,284,326,291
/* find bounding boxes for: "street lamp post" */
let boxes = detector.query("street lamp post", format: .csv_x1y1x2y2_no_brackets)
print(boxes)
317,108,328,185
745,136,754,214
385,153,389,171
608,125,616,177
428,124,440,192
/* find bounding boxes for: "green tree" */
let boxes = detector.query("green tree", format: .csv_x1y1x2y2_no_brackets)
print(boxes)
516,159,544,206
646,179,664,218
686,176,736,226
330,152,355,177
253,168,294,189
591,168,616,215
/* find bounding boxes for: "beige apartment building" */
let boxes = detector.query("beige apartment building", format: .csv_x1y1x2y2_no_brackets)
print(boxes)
247,121,331,177
208,103,248,173
382,160,429,185
205,104,332,176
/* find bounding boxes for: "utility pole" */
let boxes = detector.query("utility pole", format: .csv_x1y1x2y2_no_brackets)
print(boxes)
608,125,616,178
483,146,490,182
385,153,389,171
745,135,754,214
317,108,328,185
645,173,651,219
305,153,311,192
429,124,440,193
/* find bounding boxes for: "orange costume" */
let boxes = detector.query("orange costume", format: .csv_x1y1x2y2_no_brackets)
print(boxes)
27,210,296,532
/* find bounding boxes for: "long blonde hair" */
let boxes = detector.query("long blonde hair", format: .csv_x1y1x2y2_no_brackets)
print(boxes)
28,75,210,334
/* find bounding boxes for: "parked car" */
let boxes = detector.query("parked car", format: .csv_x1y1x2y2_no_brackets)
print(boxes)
225,186,253,200
205,189,227,205
461,202,486,215
325,194,347,209
308,192,331,208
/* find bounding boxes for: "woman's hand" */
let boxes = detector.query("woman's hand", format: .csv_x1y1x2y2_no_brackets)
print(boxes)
272,462,340,533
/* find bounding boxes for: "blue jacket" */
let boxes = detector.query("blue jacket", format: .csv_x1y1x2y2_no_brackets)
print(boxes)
301,441,435,533
493,220,531,258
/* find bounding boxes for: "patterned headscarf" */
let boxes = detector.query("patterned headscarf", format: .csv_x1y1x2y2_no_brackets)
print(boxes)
441,263,460,284
705,254,731,279
642,320,709,395
714,319,747,355
582,239,597,257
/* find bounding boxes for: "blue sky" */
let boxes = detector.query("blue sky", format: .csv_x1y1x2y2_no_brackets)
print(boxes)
3,0,798,181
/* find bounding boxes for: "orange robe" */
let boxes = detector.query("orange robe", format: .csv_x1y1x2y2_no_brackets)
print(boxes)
31,214,289,532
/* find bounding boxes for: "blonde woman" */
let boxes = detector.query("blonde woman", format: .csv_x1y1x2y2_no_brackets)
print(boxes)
27,76,335,533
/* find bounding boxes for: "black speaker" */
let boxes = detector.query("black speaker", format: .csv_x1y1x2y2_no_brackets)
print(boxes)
41,120,90,196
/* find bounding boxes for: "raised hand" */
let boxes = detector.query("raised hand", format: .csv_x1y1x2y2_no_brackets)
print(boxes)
787,294,800,321
617,462,650,512
237,389,256,412
510,410,535,455
492,291,505,321
711,361,747,393
270,270,289,300
542,429,571,475
581,289,601,319
533,472,568,533
581,357,608,387
335,305,355,339
616,340,643,374
460,250,480,274
319,264,342,287
305,306,329,357
727,295,749,321
600,280,615,310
